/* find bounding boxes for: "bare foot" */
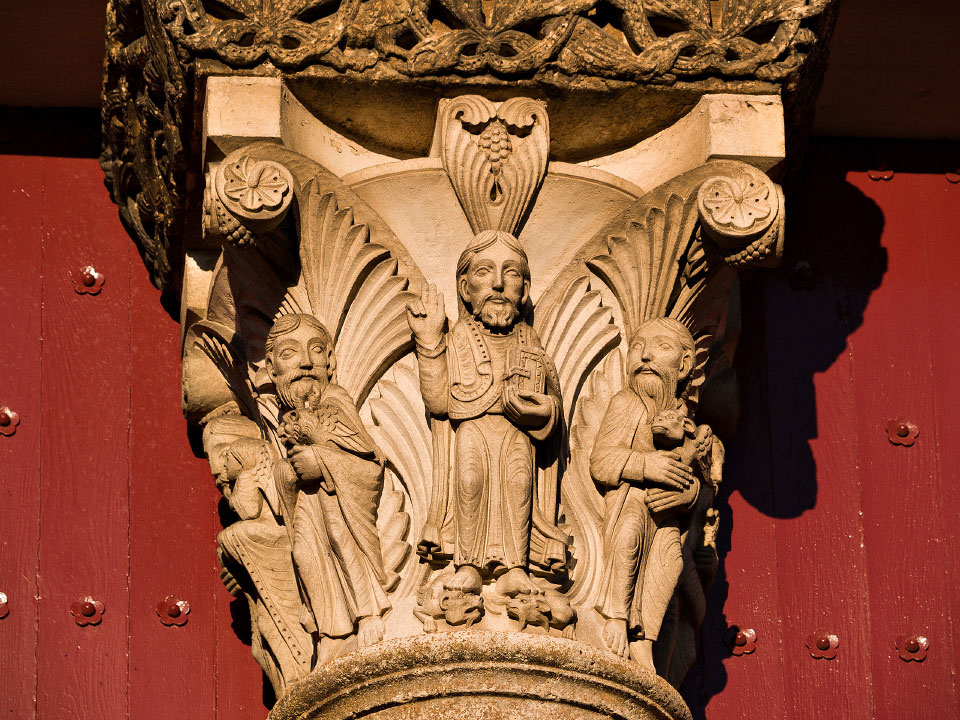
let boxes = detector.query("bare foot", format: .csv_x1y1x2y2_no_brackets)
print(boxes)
630,638,655,671
357,615,385,648
602,617,629,658
495,567,541,597
444,565,482,593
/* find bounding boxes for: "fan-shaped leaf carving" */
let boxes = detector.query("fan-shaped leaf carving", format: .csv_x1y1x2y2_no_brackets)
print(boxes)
565,350,622,607
299,188,417,405
535,275,621,426
368,359,433,598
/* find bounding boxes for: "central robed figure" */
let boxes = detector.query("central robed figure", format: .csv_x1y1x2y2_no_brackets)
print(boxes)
407,231,570,601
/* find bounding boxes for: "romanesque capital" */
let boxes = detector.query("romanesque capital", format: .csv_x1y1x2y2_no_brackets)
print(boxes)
101,2,836,716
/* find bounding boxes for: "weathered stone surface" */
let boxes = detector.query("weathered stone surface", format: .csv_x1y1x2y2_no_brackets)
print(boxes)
181,95,783,697
269,631,693,720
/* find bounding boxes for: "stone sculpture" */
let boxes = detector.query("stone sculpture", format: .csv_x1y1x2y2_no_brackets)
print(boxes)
166,86,787,717
590,318,719,669
407,230,572,627
203,415,311,696
97,0,839,711
266,313,395,657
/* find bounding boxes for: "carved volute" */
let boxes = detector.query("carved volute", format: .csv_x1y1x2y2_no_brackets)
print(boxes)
100,1,837,716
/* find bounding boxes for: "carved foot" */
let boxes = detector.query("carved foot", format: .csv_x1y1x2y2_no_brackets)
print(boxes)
630,638,656,672
444,565,483,593
357,615,386,648
495,567,541,597
602,617,629,658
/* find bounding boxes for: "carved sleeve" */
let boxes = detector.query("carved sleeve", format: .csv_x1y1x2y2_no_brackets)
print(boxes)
590,391,646,490
414,335,450,417
230,469,265,520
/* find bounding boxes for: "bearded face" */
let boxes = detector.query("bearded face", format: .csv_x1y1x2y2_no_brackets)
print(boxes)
267,324,332,409
626,325,693,414
459,242,528,331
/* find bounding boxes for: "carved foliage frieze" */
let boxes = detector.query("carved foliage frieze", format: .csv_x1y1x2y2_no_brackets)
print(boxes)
182,96,784,698
158,0,833,84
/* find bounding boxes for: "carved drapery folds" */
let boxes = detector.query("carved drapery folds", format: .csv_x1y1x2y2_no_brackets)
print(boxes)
175,91,785,709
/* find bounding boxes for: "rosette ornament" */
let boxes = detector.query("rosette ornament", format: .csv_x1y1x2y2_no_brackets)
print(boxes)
697,167,785,269
205,150,296,245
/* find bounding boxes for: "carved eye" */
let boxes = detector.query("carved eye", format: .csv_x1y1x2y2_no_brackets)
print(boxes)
279,348,297,360
504,268,520,279
474,267,490,277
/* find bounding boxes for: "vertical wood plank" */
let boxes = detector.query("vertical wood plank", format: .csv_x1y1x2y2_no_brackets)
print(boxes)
762,147,877,719
846,169,959,719
699,276,786,719
0,156,44,718
127,246,219,718
36,158,131,718
915,172,960,702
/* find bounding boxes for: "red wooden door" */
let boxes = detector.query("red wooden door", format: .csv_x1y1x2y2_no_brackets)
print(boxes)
1,144,958,718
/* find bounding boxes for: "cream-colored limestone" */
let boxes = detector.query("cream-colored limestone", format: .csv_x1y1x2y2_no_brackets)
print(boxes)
582,94,786,191
184,91,785,712
269,632,692,720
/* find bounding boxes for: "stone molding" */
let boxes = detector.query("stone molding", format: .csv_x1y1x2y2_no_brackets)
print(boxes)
269,631,693,720
100,0,834,298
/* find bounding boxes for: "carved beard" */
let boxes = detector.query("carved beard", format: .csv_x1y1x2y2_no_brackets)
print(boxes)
275,369,326,410
629,363,679,418
472,295,520,330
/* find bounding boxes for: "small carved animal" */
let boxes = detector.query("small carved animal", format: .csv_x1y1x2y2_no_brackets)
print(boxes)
440,589,484,627
506,594,551,631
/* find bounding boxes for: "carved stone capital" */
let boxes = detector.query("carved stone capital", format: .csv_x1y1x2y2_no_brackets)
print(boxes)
100,0,827,712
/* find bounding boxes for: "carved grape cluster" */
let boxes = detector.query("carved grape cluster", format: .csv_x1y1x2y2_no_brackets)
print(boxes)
220,211,256,247
478,121,512,174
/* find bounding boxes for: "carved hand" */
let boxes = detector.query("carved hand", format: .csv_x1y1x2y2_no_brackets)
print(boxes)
645,477,700,515
406,283,446,347
289,445,334,493
502,386,553,428
642,450,695,490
